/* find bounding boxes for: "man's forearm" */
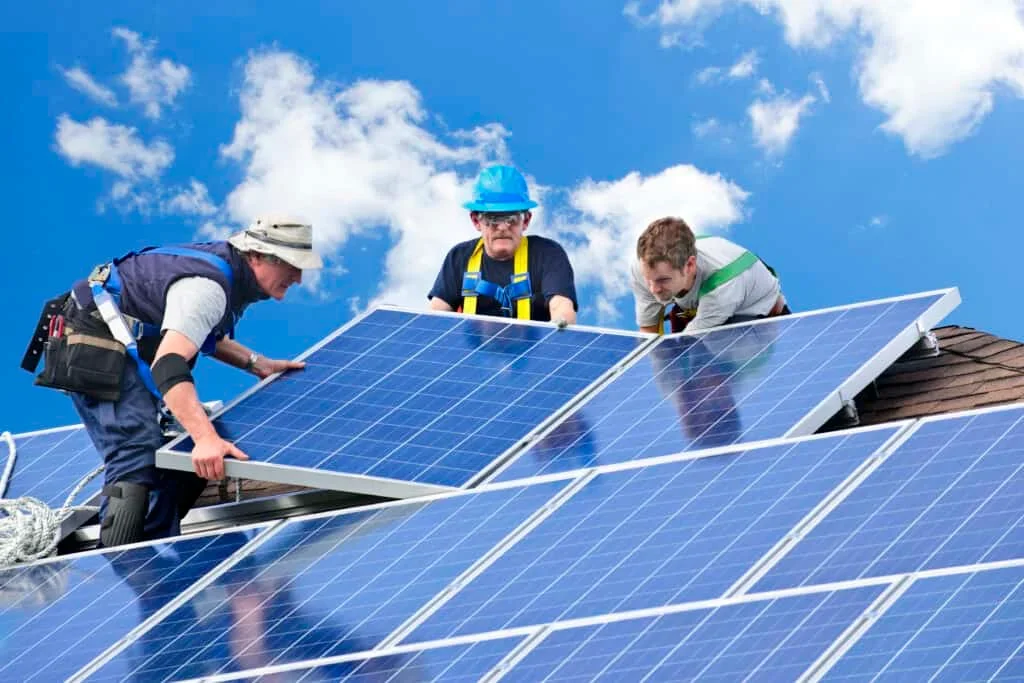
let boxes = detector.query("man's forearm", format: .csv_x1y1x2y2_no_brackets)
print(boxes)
164,380,218,444
214,338,256,372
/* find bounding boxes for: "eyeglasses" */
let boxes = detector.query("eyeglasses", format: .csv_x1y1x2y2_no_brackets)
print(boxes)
476,212,525,229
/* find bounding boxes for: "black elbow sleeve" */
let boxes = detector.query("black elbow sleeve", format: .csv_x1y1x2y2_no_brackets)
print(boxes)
151,353,194,396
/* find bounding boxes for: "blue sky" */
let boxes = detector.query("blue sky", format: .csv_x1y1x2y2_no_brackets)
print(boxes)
3,0,1024,433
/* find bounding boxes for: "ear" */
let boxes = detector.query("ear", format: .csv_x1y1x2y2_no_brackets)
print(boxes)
470,212,484,235
522,211,533,230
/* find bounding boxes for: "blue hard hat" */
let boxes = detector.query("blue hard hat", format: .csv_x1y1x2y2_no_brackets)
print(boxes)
463,165,539,212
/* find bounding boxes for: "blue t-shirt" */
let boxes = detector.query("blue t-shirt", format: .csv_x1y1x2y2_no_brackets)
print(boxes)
428,235,578,321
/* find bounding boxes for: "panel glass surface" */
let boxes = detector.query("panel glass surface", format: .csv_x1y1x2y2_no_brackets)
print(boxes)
231,638,521,683
506,585,883,682
5,426,100,507
0,529,258,683
757,406,1024,591
409,427,898,641
825,565,1024,681
91,481,566,682
494,293,944,482
170,310,643,488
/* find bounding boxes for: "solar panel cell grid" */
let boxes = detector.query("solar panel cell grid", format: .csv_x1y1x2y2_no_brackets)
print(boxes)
492,292,949,482
163,310,644,490
824,565,1024,681
408,427,898,642
89,481,567,682
756,406,1024,591
4,426,100,508
504,584,884,682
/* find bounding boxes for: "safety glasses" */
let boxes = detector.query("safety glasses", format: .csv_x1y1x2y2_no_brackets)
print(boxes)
476,212,525,229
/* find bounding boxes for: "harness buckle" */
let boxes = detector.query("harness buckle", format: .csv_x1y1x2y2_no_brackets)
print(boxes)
87,263,112,286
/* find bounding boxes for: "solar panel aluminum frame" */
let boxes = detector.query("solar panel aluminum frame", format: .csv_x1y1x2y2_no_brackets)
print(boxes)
155,305,656,499
483,288,961,484
4,424,102,539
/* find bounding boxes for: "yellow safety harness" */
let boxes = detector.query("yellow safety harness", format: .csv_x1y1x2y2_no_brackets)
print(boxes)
462,236,531,320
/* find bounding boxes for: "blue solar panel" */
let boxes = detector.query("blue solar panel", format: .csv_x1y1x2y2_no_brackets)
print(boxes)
90,480,567,681
756,405,1024,591
215,638,522,682
408,426,899,641
824,565,1024,681
4,425,100,508
0,529,260,683
161,309,644,491
492,291,954,482
505,584,883,682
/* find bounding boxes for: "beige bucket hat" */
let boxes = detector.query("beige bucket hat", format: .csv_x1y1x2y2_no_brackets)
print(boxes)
228,215,324,270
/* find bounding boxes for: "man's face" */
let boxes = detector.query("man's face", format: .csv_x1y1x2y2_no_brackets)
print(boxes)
472,211,531,261
250,253,303,300
640,257,697,303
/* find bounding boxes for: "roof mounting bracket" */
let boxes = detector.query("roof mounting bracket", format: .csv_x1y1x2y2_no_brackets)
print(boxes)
833,396,860,428
901,329,941,360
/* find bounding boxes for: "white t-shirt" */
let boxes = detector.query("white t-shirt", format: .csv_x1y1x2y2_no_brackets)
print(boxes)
161,277,228,349
631,236,781,332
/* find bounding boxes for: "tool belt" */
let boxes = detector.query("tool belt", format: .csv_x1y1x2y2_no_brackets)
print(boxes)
23,293,127,401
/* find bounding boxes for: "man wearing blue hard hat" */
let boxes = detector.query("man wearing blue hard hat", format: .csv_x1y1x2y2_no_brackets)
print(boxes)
428,165,578,326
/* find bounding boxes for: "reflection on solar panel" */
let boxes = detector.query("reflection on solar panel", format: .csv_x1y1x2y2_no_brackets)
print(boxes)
157,308,647,496
89,480,567,681
490,289,959,482
408,426,901,641
0,527,265,682
756,404,1024,591
825,564,1024,680
174,638,524,683
505,584,885,682
3,425,99,509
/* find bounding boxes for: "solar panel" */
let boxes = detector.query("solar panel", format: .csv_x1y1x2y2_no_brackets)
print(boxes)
156,308,648,497
504,583,885,682
2,424,102,537
3,425,100,508
88,480,568,681
823,564,1024,681
0,526,267,683
406,425,902,642
173,637,524,683
489,289,959,483
755,403,1024,592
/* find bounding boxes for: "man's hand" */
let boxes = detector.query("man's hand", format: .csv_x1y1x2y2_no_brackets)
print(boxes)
252,357,305,380
192,435,250,480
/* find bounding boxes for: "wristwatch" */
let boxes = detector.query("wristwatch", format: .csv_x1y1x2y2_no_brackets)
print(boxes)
245,351,260,373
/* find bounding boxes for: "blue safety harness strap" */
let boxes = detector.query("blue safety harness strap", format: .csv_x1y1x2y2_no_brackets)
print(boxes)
90,247,234,400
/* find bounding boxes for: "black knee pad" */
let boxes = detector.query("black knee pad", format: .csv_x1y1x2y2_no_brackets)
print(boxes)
100,481,149,548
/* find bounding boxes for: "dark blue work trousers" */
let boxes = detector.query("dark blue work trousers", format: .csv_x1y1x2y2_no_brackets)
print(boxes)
70,359,207,542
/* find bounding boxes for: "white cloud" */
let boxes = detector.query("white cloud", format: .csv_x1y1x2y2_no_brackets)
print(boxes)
692,117,722,137
630,0,1024,157
728,50,759,78
810,72,831,103
748,93,816,155
216,50,507,306
551,165,749,321
161,179,217,216
54,115,173,179
59,66,117,107
695,50,759,84
112,27,191,119
756,78,775,95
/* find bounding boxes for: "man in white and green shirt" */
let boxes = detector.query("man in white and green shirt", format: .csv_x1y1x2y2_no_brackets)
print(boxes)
631,216,790,334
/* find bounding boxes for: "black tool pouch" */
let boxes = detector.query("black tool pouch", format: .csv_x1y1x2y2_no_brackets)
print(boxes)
34,323,127,402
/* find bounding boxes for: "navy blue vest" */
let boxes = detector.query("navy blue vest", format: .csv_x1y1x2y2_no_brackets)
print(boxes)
72,242,268,361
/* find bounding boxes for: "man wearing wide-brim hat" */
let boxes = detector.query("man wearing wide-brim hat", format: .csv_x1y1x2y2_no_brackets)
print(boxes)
29,215,322,548
428,165,578,326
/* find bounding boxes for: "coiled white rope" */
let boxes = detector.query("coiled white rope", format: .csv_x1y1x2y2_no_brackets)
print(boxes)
0,431,104,568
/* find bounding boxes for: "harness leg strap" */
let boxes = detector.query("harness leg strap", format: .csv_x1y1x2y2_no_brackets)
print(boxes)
99,482,149,548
